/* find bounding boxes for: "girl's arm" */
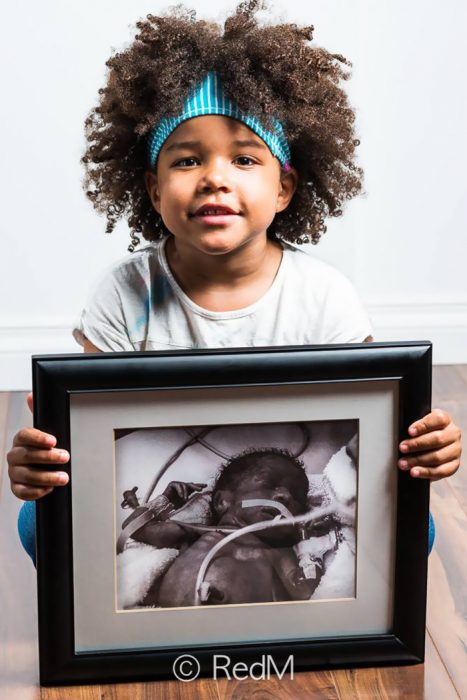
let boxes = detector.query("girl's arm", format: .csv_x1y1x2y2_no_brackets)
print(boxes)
363,335,462,480
82,338,101,352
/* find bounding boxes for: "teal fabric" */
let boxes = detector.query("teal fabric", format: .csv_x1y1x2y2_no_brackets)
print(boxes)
428,510,435,554
148,71,291,169
18,499,36,565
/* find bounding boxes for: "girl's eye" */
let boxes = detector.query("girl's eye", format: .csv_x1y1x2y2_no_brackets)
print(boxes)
174,157,199,168
235,156,256,166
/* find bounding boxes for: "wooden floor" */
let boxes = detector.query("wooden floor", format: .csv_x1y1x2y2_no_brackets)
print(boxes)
0,366,466,699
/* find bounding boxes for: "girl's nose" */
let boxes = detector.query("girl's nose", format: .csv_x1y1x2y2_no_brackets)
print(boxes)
197,160,232,192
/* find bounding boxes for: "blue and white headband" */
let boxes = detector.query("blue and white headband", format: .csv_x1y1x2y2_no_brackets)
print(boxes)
147,71,291,169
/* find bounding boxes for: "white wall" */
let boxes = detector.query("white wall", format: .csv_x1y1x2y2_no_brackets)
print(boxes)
1,0,466,389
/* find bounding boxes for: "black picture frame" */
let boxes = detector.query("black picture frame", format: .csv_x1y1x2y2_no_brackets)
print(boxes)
33,341,432,686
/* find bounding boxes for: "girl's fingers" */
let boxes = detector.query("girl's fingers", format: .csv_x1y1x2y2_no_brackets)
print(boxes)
409,460,461,481
400,425,460,454
10,466,69,488
26,392,34,414
398,443,459,470
407,409,450,437
11,484,54,501
12,428,57,449
8,446,69,466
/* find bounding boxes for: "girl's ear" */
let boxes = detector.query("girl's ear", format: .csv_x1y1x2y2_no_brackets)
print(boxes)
145,171,161,214
212,490,233,517
276,166,298,213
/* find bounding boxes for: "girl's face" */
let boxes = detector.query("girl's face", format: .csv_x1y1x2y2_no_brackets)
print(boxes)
146,115,297,257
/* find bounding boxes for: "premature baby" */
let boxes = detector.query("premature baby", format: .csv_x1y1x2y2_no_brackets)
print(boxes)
119,449,322,607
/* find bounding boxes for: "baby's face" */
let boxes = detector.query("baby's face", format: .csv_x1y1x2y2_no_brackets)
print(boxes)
145,115,297,258
219,455,307,530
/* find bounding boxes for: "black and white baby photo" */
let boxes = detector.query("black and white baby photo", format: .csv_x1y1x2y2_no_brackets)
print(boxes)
115,420,358,610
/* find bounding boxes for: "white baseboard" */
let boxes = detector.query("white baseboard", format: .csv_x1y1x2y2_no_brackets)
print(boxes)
1,303,466,390
366,300,467,365
0,323,78,392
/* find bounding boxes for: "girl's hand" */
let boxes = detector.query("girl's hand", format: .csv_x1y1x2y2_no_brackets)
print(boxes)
6,393,69,500
398,409,462,480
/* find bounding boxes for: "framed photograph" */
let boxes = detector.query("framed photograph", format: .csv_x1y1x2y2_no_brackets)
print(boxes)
33,341,432,685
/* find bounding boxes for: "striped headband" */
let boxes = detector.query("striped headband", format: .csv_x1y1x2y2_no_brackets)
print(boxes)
148,71,291,169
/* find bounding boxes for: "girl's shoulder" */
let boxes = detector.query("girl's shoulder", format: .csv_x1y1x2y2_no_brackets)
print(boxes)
281,241,356,293
73,240,167,352
90,241,165,294
106,241,163,278
279,241,371,343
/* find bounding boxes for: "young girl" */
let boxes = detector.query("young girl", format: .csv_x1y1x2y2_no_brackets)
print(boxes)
7,1,461,561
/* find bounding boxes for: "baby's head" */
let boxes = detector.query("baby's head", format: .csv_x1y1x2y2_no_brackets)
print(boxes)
83,0,363,250
212,448,309,536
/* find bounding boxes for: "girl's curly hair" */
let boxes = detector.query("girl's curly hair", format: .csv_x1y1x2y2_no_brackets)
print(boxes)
82,0,363,250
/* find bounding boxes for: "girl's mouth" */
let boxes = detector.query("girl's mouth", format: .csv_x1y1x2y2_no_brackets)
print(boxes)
191,205,240,225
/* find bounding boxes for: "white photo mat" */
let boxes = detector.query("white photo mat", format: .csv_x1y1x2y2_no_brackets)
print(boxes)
70,380,398,653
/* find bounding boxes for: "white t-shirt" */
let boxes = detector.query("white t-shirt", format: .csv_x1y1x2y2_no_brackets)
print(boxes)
73,239,372,351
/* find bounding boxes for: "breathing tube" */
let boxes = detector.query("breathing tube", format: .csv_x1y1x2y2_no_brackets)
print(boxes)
193,501,353,606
